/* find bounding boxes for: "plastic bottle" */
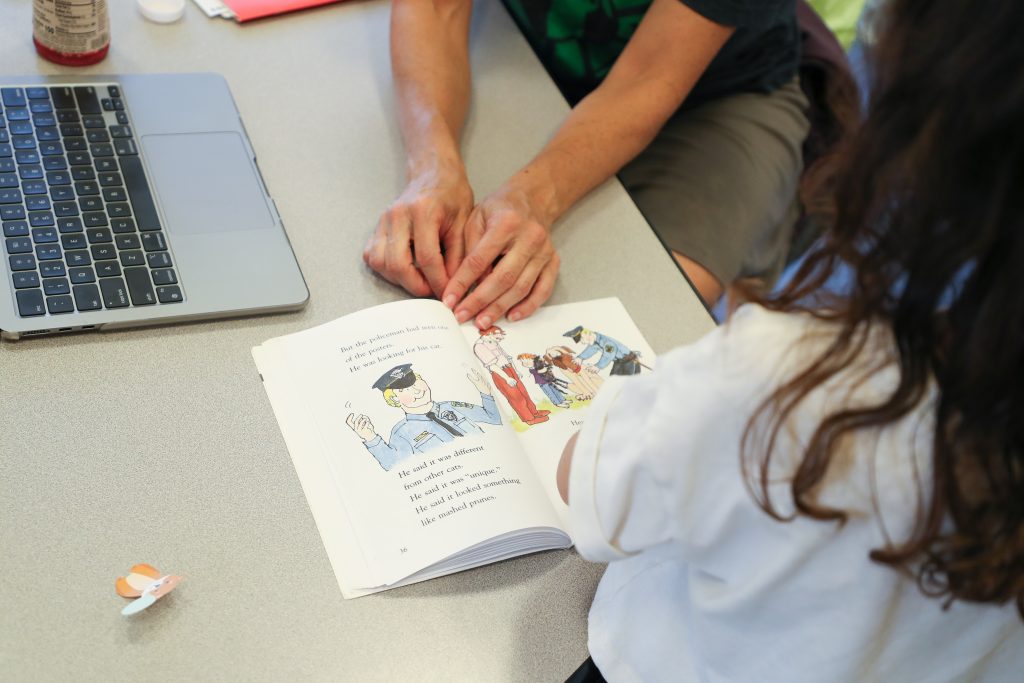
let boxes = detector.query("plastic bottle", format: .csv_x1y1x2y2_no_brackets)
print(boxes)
32,0,110,67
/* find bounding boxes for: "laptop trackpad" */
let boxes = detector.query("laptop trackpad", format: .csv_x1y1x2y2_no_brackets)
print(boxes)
142,132,274,235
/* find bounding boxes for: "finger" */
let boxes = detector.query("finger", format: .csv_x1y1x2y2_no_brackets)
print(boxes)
443,210,485,310
441,209,468,282
383,211,432,297
473,253,546,329
412,206,449,298
363,219,390,279
458,244,535,328
444,228,508,322
507,253,559,322
346,414,356,429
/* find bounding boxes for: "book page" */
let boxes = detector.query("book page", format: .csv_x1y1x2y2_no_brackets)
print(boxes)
255,300,563,591
460,298,655,525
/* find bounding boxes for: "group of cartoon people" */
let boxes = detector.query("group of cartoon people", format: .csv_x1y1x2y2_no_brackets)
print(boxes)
345,325,642,471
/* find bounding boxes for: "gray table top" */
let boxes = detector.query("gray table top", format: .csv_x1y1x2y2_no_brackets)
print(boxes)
0,2,713,680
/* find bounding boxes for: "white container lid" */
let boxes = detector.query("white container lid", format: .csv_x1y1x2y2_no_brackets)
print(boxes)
137,0,187,23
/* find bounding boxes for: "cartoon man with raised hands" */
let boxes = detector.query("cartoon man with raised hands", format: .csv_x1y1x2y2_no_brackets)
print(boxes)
346,363,502,471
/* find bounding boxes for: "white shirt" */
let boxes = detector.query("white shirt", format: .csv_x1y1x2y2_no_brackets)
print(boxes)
569,305,1022,683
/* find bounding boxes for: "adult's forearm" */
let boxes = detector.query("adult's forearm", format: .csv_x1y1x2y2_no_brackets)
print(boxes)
390,0,473,178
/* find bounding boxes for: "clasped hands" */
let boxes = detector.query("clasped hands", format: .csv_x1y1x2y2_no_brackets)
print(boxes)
363,165,559,329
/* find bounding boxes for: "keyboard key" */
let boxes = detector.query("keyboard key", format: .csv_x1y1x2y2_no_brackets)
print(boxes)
107,202,131,218
107,85,121,98
95,157,118,173
50,87,76,110
37,127,60,143
3,220,29,237
147,252,172,269
61,233,87,249
91,244,116,260
156,286,183,304
125,267,156,305
46,170,71,185
86,227,112,243
0,188,22,204
16,288,45,316
35,244,61,260
98,171,122,187
116,111,130,126
50,185,74,201
71,166,95,181
26,196,51,212
40,261,66,278
114,138,138,156
64,138,87,152
1,205,26,221
43,156,68,172
0,159,13,172
109,125,132,139
101,98,115,112
83,212,108,228
5,237,32,254
100,277,129,308
74,87,101,115
13,271,40,289
60,123,84,137
57,217,83,234
0,131,7,144
22,180,46,195
90,143,114,157
119,250,145,267
44,277,71,296
111,217,136,233
12,135,36,151
15,148,40,162
56,110,79,124
73,283,102,311
102,187,126,202
47,294,74,314
151,268,177,286
75,180,99,195
115,234,141,250
9,121,33,136
0,144,11,158
32,109,56,123
0,173,18,188
1,205,26,220
26,87,49,100
9,254,36,271
66,250,91,267
69,266,96,284
141,232,167,252
19,165,44,180
54,201,79,218
96,261,122,278
119,157,161,231
1,88,27,107
79,196,103,212
68,151,91,165
86,129,110,143
39,141,63,156
5,109,30,122
31,227,57,243
28,211,54,227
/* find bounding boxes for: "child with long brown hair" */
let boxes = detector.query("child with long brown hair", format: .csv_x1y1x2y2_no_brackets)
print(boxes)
558,1,1024,680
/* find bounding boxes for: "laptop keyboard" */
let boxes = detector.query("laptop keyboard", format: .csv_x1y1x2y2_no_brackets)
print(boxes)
1,83,184,319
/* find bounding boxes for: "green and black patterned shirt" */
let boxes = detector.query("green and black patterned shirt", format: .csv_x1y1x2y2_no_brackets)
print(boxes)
501,0,799,106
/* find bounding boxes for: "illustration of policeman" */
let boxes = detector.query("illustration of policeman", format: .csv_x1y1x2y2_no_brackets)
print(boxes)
345,364,502,471
564,326,644,376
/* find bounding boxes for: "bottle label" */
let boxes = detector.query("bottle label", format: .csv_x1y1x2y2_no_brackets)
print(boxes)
33,0,110,55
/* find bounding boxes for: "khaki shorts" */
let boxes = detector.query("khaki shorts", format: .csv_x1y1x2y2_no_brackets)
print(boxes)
618,76,810,287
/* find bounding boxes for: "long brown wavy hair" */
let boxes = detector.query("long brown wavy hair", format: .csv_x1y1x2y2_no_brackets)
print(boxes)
742,0,1024,617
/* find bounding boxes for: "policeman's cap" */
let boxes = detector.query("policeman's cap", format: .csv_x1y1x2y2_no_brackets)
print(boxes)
373,363,417,392
563,325,584,343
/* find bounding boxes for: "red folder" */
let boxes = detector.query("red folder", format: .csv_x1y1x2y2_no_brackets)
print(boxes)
222,0,342,22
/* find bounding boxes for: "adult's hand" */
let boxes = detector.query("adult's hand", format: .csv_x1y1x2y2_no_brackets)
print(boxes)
364,167,473,298
442,183,560,328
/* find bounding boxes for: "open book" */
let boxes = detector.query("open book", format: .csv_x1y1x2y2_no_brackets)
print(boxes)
253,298,654,597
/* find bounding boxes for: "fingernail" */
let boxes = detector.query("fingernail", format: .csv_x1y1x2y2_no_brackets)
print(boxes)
507,311,521,322
455,309,471,324
443,294,457,309
478,316,491,329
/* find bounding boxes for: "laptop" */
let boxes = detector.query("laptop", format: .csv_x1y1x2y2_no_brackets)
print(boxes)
0,72,308,340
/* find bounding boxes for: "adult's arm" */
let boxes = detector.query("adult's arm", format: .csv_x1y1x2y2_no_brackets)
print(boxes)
444,0,735,327
363,0,475,297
